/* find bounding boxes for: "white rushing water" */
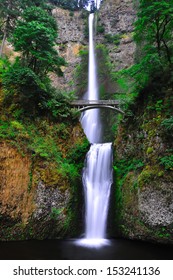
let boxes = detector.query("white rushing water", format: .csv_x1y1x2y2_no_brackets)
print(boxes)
77,12,113,248
80,13,102,144
83,143,113,240
78,0,102,11
85,0,102,11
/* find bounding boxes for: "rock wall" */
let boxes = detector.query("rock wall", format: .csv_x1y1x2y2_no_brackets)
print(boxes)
51,8,86,92
0,142,34,224
51,1,136,93
0,124,87,240
97,0,136,70
114,90,173,244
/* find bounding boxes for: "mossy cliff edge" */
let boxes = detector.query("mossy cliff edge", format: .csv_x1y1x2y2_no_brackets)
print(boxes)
0,114,89,240
114,88,173,244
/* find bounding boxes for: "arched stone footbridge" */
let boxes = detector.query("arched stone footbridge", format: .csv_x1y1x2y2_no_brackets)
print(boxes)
70,100,124,114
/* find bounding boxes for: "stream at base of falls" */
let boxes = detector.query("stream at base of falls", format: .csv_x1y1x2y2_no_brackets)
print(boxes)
0,239,172,260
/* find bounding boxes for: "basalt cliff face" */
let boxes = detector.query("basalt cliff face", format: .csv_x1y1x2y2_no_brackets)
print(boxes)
0,122,88,240
97,0,136,71
51,0,136,94
50,7,86,92
114,89,173,244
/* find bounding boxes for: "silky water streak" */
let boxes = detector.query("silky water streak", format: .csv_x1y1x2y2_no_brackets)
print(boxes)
80,143,113,246
80,13,102,144
77,13,113,247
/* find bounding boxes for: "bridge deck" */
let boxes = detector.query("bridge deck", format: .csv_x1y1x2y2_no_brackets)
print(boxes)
71,100,119,106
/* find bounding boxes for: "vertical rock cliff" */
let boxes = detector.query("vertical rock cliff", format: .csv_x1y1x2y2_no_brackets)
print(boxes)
114,88,173,244
0,121,88,240
51,8,86,92
98,0,136,70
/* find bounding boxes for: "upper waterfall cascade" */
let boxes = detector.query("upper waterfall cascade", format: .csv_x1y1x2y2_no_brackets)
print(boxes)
80,13,102,144
78,0,102,11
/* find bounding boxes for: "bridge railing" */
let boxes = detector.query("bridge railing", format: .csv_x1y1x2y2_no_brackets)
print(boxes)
70,100,120,106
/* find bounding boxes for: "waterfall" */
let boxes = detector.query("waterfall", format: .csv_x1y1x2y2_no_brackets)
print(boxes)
83,143,113,241
78,1,102,11
80,13,102,144
78,11,113,247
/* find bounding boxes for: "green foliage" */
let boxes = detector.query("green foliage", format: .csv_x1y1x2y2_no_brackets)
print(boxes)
114,0,173,106
116,53,161,96
160,155,173,170
67,138,89,169
161,117,173,135
147,147,154,155
104,34,121,45
1,6,66,117
75,47,88,95
46,91,75,120
2,60,52,114
58,162,79,181
69,11,74,17
83,19,89,38
115,158,144,187
134,0,173,67
50,207,64,220
0,57,10,73
0,0,50,51
11,7,65,76
97,25,105,34
155,100,164,112
0,117,87,187
10,120,24,130
0,114,88,186
0,120,19,139
2,60,74,119
29,135,62,160
95,44,115,97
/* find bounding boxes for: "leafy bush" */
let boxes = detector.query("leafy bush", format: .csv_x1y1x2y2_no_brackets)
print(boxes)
116,158,144,179
0,121,18,139
58,162,79,181
2,60,74,119
161,117,173,135
104,34,121,45
97,25,105,34
160,155,173,170
2,60,52,115
69,11,74,17
46,90,74,121
67,138,89,168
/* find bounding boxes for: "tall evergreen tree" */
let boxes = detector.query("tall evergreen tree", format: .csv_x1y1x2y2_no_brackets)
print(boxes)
2,6,65,114
0,0,50,56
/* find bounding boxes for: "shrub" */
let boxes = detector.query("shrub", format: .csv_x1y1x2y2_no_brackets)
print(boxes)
161,117,173,136
160,155,173,170
97,25,105,33
104,34,121,45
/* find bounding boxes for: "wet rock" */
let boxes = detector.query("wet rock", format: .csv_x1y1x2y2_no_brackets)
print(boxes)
139,184,173,226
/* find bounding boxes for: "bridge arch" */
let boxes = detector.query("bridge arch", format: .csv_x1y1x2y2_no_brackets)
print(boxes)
78,105,124,114
70,100,124,114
